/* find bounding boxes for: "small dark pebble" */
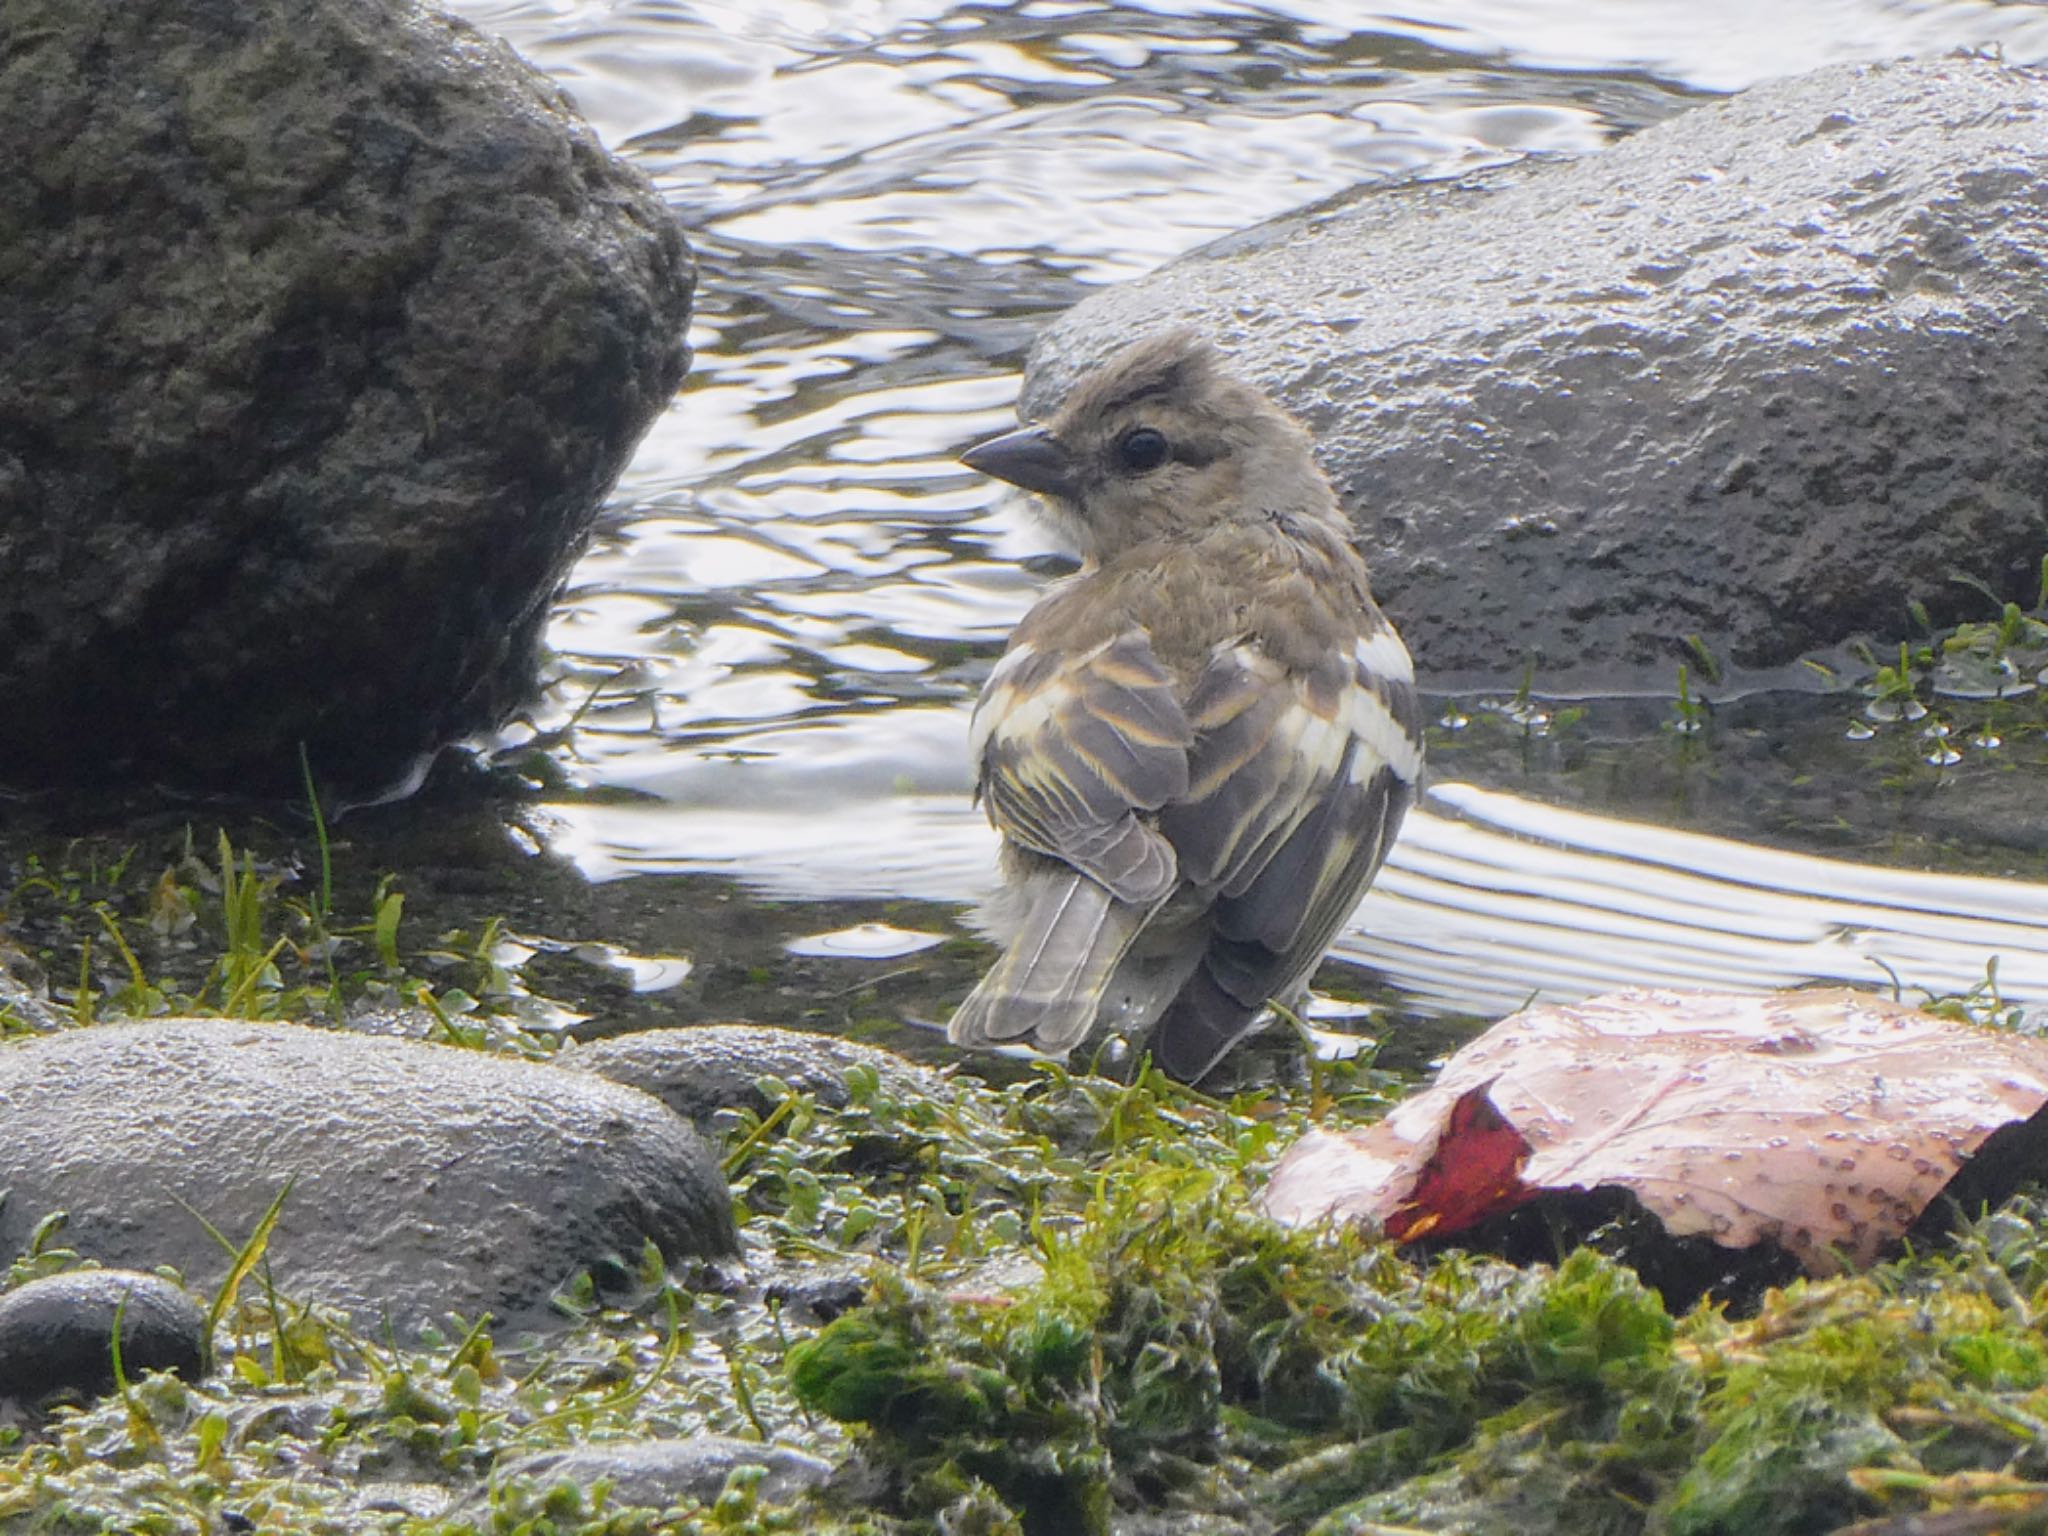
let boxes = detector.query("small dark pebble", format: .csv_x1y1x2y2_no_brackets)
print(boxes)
763,1270,869,1323
0,1270,209,1404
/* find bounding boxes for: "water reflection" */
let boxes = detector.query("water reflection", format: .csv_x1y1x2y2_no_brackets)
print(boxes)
456,0,2048,1025
544,772,2048,1017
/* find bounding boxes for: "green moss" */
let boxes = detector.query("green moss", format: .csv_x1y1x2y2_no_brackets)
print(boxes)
780,1083,1700,1534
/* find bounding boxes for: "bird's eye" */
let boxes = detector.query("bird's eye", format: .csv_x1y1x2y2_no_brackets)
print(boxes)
1115,426,1170,474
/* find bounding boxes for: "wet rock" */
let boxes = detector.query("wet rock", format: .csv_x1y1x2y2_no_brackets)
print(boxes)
762,1268,869,1323
1025,55,2048,692
567,1024,945,1131
0,0,693,797
0,1270,209,1405
0,946,63,1033
484,1436,833,1511
0,1020,735,1333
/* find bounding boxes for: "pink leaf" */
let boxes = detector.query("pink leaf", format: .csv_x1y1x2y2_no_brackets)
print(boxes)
1264,988,2048,1275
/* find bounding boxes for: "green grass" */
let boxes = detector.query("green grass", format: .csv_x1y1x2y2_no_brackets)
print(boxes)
1,826,560,1056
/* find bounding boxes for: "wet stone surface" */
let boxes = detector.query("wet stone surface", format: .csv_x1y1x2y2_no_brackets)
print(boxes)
0,1019,736,1334
0,1271,210,1407
1026,56,2048,693
0,0,693,796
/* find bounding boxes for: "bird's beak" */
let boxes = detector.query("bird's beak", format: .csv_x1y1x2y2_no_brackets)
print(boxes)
961,425,1079,503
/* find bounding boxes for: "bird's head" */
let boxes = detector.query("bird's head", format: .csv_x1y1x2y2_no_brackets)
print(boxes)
962,331,1338,561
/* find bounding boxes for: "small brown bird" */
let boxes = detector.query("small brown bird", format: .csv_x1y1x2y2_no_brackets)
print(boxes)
948,331,1422,1082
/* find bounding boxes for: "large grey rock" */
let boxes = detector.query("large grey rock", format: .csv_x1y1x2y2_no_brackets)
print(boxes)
0,1021,735,1332
0,0,692,796
1025,55,2048,692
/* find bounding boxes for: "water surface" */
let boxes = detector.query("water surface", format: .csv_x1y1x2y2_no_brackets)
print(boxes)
449,0,2048,1045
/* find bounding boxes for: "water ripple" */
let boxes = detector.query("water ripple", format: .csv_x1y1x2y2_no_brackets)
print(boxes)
449,0,2048,1025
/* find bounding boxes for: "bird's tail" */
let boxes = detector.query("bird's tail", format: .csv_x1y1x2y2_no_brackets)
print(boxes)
1144,938,1277,1084
1145,974,1259,1084
949,872,1147,1057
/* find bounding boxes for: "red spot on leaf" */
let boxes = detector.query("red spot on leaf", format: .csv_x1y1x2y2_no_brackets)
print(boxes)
1385,1087,1532,1242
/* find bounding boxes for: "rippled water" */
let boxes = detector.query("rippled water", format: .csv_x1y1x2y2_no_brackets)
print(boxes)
449,0,2048,1042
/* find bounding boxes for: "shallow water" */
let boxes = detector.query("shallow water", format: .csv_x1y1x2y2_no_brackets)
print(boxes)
450,0,2048,1044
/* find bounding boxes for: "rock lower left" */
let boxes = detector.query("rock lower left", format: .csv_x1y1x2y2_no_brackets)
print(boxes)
0,1020,738,1334
0,0,694,795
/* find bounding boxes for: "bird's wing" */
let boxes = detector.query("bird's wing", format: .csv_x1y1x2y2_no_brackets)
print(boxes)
971,629,1194,905
1159,622,1423,1008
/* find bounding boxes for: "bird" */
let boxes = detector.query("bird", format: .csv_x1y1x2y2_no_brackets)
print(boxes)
946,330,1422,1083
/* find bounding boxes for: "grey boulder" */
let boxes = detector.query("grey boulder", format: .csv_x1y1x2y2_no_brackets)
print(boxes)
0,0,693,795
0,1021,735,1333
1026,55,2048,692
